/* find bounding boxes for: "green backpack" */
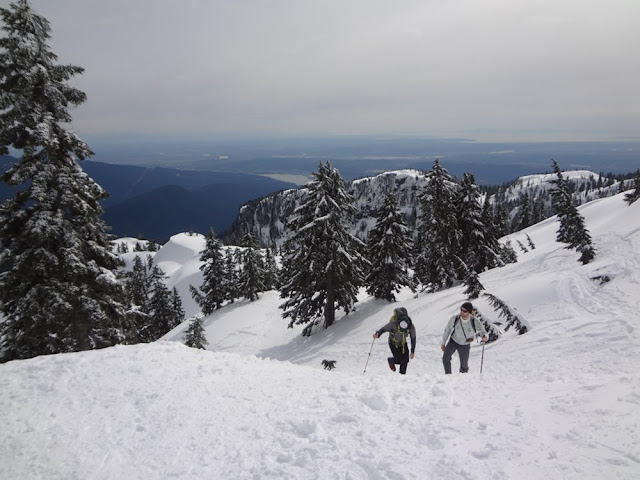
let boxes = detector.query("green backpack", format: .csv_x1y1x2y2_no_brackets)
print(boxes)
390,308,413,351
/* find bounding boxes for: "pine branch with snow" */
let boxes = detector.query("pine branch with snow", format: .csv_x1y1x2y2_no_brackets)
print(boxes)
482,292,530,334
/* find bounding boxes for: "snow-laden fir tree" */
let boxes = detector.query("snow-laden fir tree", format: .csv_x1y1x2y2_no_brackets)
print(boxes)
147,275,175,341
170,287,185,328
0,0,126,362
414,159,461,291
122,255,152,343
365,190,416,301
456,172,489,274
550,160,596,265
223,250,240,304
500,240,518,264
190,229,226,315
512,192,532,232
146,270,184,341
183,315,208,350
462,268,485,300
480,195,504,268
516,240,528,253
279,161,368,335
526,234,536,250
262,247,279,290
238,232,266,301
493,201,511,237
624,170,640,205
127,255,151,312
122,255,182,342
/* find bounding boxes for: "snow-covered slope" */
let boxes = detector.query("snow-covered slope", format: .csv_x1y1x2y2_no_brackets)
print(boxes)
229,168,626,248
1,193,639,480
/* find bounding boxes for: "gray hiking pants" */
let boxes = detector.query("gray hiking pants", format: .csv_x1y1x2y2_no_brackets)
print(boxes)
442,340,470,374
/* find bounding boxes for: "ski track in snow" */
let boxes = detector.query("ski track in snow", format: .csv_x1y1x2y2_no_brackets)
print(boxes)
1,193,640,479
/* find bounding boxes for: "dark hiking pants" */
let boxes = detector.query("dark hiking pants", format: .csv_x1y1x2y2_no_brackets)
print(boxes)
389,343,410,374
443,340,470,374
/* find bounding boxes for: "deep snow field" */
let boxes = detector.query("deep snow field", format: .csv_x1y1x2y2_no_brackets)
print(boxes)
1,192,639,480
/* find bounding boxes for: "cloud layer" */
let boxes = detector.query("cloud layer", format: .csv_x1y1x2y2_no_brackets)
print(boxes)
6,0,640,141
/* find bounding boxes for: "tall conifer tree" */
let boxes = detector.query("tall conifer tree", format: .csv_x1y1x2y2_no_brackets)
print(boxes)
183,316,208,350
414,159,460,290
480,195,503,269
238,232,266,301
0,1,126,362
189,229,226,315
550,160,596,265
456,172,487,273
279,161,367,334
365,190,415,301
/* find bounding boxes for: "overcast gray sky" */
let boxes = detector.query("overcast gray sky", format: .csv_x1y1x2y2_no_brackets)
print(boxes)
3,0,640,142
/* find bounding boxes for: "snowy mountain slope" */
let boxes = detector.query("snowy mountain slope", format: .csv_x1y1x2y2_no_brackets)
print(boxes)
1,193,639,480
228,168,625,248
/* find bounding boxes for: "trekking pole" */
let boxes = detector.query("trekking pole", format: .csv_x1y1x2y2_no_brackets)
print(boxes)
363,337,376,374
480,341,486,373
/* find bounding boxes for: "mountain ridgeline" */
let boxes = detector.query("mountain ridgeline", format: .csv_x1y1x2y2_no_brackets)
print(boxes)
0,155,633,245
227,168,632,248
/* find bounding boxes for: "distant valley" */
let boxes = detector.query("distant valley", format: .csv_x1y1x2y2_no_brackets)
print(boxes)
1,137,638,243
0,156,296,242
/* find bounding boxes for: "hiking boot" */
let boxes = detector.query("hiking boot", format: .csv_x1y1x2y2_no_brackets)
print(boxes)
388,359,396,371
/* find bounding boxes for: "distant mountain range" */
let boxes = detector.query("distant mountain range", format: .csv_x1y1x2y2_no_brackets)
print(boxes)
227,169,630,248
0,153,634,244
0,156,296,242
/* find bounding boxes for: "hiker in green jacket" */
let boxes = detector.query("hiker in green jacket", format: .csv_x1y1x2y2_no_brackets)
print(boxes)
373,307,416,374
441,302,488,374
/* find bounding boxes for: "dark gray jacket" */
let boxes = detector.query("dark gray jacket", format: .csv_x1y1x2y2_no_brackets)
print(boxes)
376,307,416,354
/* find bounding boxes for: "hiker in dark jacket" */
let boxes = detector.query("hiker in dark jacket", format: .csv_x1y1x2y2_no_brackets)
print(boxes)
441,301,488,374
373,307,416,374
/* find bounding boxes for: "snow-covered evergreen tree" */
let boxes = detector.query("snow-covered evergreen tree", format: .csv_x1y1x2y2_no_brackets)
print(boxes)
0,1,126,362
512,192,532,232
365,190,416,301
183,315,208,350
456,172,488,274
526,234,536,250
414,159,460,291
127,255,151,313
480,195,504,269
624,170,640,205
189,229,226,315
122,255,152,343
147,276,174,341
500,240,518,264
170,287,185,330
262,247,279,290
493,202,510,238
463,270,485,300
516,240,528,253
238,232,266,301
531,198,545,225
279,161,367,334
550,161,596,265
223,250,240,304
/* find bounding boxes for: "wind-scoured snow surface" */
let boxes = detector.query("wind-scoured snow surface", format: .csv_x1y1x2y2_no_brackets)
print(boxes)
2,193,640,480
